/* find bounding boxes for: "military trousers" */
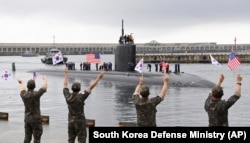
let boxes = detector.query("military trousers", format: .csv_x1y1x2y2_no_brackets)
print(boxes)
24,119,43,143
68,118,87,143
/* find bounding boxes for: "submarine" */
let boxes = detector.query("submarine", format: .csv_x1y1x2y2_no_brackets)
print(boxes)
34,69,215,88
31,19,215,88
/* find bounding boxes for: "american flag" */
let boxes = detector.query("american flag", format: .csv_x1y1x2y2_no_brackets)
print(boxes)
86,54,101,64
227,52,241,70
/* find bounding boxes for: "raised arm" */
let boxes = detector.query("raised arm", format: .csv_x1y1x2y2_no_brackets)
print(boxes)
18,79,26,91
235,74,242,95
133,76,144,95
87,71,104,92
64,67,69,88
216,74,224,86
159,75,169,99
42,76,48,90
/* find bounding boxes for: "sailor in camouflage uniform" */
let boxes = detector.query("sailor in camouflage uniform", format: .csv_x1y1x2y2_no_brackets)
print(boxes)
18,76,48,143
132,75,169,127
205,74,242,127
63,67,104,143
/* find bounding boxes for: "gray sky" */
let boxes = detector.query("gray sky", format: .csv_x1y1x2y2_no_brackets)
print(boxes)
0,0,250,44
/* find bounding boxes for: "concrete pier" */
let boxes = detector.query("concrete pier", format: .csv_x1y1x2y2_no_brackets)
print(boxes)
136,53,250,63
1,42,250,58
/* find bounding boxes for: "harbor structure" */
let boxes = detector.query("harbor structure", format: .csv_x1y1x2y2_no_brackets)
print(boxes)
0,41,250,63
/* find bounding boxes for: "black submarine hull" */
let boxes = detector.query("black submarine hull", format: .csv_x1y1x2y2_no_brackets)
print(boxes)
34,69,215,88
34,20,215,88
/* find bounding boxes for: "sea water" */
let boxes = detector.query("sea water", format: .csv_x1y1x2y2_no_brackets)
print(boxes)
0,55,250,143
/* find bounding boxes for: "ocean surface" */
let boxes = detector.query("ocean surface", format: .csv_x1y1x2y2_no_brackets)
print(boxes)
1,54,250,142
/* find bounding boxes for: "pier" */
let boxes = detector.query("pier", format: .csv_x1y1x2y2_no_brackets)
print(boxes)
0,42,250,63
136,53,250,63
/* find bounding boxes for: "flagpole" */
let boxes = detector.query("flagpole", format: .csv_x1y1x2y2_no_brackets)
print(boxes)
235,37,240,72
234,37,240,73
142,54,145,77
234,36,237,53
141,58,144,77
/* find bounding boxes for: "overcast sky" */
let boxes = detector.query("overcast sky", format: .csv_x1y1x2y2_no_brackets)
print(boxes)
0,0,250,44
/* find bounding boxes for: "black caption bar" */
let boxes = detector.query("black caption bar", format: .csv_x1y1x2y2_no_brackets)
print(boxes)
89,127,250,143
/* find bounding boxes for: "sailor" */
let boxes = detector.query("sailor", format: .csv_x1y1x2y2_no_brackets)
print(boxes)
80,62,82,70
166,62,169,73
127,33,134,44
162,62,169,74
155,63,158,72
147,63,151,72
96,63,98,71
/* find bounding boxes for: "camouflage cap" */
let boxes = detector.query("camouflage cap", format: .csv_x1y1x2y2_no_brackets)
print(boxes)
27,79,36,89
71,82,81,92
212,85,224,98
140,85,150,98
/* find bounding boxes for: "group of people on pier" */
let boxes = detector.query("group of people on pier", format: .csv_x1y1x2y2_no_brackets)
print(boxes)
147,62,180,74
79,62,113,71
69,60,181,75
16,66,242,142
147,61,170,73
80,62,91,71
66,61,114,72
98,62,113,71
66,62,76,70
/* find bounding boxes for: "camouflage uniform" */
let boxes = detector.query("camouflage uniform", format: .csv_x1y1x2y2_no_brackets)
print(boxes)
204,93,240,127
20,88,47,143
132,94,163,127
63,88,90,143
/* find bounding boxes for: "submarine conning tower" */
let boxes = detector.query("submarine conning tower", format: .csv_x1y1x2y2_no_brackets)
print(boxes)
115,19,136,72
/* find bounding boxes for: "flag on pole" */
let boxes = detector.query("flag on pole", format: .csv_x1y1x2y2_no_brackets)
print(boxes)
33,71,39,80
210,54,221,66
52,52,64,65
134,58,143,73
86,53,101,64
227,51,241,70
1,69,11,80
